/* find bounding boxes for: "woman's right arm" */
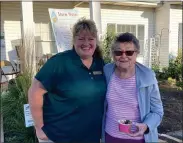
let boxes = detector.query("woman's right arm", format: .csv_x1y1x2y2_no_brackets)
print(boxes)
28,56,58,140
28,78,48,140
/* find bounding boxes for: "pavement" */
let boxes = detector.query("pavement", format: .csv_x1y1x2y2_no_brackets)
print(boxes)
159,130,183,143
167,130,183,140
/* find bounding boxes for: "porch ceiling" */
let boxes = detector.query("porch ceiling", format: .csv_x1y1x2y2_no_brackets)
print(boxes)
101,1,159,8
68,1,182,8
168,1,182,5
73,1,159,8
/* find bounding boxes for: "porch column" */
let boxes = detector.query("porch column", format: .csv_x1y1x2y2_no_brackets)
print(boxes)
1,115,4,143
21,1,36,75
89,1,102,38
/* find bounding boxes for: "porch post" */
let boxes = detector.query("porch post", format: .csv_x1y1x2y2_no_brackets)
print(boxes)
1,115,4,143
89,1,102,38
21,1,36,75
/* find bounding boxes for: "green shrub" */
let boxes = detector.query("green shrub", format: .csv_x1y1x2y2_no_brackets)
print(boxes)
1,72,38,143
176,81,183,90
153,48,182,81
152,64,161,80
102,30,116,64
167,58,182,81
152,64,160,73
167,77,176,86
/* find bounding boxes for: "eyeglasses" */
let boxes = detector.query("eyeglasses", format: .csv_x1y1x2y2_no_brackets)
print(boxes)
113,50,136,56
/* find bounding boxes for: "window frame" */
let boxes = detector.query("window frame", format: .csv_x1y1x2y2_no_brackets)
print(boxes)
107,23,145,55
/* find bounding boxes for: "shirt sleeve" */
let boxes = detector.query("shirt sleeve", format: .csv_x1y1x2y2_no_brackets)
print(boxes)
35,57,58,92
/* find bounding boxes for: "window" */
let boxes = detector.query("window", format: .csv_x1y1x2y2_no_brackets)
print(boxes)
138,25,145,54
107,24,145,54
117,25,136,36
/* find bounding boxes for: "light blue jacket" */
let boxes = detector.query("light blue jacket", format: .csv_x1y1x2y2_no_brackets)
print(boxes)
101,62,164,143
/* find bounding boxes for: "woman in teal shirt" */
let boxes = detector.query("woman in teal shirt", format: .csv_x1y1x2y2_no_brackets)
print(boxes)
28,18,106,143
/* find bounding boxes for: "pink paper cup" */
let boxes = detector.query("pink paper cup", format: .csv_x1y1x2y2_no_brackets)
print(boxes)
118,120,131,134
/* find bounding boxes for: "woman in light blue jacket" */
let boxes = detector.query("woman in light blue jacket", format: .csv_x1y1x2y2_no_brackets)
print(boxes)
102,33,164,143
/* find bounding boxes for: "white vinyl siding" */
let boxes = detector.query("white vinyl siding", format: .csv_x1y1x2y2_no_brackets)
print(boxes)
155,3,170,67
169,4,182,56
1,2,22,61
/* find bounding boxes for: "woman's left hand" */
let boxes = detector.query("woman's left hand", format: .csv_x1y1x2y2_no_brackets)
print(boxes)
127,123,148,137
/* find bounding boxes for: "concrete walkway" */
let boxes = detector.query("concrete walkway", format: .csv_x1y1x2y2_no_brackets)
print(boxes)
159,139,167,142
159,132,183,143
167,130,183,141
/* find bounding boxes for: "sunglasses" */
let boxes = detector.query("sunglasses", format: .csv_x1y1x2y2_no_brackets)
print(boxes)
113,50,136,56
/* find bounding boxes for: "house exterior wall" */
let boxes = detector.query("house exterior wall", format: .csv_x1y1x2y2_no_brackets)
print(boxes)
33,2,94,57
169,4,182,56
1,2,159,67
74,3,155,65
100,4,155,65
32,2,155,66
155,3,170,67
1,2,22,61
33,2,76,57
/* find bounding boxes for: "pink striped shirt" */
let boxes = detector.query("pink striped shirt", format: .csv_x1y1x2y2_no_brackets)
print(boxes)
105,73,144,140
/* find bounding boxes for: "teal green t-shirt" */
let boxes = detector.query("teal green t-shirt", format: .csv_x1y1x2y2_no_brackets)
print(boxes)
35,49,106,143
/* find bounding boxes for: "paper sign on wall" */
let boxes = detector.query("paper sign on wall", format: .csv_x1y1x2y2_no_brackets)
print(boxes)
48,9,79,53
24,104,34,127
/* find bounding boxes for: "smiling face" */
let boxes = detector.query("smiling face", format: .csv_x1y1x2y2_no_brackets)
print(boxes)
74,30,97,59
113,42,137,70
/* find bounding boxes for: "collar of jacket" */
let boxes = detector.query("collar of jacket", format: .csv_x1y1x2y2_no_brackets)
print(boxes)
104,62,157,88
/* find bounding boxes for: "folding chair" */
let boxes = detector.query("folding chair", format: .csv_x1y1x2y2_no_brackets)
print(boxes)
15,45,21,72
0,60,20,83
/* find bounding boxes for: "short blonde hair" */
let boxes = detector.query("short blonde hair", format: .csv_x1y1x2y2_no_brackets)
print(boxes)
72,18,98,39
72,18,102,59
